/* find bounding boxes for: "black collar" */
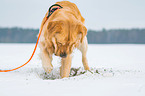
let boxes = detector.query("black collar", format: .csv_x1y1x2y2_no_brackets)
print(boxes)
47,4,63,18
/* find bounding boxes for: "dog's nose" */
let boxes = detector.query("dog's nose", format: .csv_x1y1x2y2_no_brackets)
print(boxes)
60,52,67,58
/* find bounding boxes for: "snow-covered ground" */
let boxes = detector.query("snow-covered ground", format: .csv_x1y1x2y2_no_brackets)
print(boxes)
0,44,145,96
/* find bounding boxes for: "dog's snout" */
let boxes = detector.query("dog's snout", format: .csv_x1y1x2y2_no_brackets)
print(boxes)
60,52,67,58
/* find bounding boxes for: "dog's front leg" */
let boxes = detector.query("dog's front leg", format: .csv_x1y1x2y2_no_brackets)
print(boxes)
60,54,72,78
77,36,90,70
40,49,53,74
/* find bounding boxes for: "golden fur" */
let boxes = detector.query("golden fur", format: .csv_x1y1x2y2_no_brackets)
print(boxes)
39,1,90,78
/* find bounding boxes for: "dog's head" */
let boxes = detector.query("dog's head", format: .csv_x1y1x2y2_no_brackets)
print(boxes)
46,20,87,58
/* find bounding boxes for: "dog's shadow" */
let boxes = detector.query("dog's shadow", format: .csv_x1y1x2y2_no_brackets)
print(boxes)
38,67,114,80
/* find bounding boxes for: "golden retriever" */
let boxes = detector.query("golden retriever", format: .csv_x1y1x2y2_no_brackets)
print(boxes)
39,1,90,78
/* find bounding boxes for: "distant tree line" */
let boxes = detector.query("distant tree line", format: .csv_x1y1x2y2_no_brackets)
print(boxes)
0,27,38,43
0,27,145,44
87,28,145,44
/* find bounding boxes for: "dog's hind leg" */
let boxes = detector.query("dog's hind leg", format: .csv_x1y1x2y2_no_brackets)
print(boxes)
60,54,72,78
77,36,90,70
40,49,53,74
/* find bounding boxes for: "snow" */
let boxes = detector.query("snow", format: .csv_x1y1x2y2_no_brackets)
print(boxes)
0,44,145,96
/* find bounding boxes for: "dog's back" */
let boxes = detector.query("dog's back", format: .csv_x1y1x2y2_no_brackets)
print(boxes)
40,1,84,31
56,1,85,23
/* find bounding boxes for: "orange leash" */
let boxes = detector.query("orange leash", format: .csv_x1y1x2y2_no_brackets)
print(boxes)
0,19,46,72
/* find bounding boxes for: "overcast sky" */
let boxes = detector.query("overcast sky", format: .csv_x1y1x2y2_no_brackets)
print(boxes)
0,0,145,30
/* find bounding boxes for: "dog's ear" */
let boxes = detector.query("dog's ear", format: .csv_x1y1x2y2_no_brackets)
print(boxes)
46,21,62,38
78,24,87,43
45,21,55,39
47,21,56,34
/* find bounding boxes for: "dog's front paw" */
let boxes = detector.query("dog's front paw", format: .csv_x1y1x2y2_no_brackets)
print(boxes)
84,66,90,70
43,66,53,74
